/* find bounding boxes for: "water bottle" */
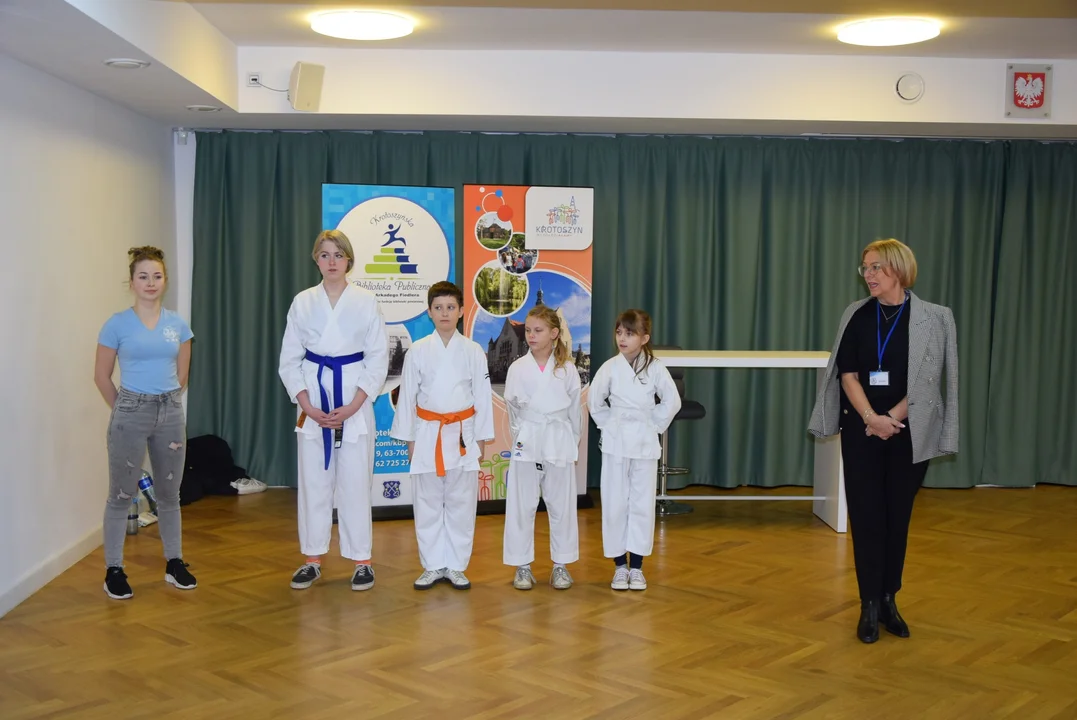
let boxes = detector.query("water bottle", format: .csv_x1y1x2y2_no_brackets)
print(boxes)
138,472,158,516
126,497,140,535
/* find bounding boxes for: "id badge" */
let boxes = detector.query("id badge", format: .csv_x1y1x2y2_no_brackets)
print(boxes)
869,371,890,387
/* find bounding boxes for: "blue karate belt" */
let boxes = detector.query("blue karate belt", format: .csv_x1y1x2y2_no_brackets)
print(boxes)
304,350,365,469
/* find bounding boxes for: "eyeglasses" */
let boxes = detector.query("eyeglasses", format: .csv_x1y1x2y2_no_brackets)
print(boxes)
857,262,886,277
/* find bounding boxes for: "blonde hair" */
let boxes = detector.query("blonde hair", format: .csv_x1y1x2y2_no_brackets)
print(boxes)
312,229,355,273
527,305,571,371
862,238,918,288
615,309,655,376
129,246,166,280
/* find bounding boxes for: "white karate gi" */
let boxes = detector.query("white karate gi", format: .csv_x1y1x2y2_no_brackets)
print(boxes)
502,353,582,567
279,283,388,561
390,330,495,572
588,354,681,558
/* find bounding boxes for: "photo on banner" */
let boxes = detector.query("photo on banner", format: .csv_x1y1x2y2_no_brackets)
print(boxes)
462,185,595,502
322,184,456,508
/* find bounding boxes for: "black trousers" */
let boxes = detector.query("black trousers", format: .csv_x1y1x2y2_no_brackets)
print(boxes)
840,420,929,601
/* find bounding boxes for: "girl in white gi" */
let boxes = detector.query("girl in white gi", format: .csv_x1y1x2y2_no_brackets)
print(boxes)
279,230,389,592
391,281,495,591
503,305,582,590
589,309,681,591
95,246,197,600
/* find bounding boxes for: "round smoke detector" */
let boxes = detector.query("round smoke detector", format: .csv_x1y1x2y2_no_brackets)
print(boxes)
895,73,925,103
104,58,150,70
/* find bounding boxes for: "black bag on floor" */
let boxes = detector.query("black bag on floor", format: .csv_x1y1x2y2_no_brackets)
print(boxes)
179,435,246,505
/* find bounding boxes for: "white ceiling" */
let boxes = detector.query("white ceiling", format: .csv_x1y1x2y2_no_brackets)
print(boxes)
180,0,1077,17
190,4,1077,58
0,0,1074,137
0,0,231,118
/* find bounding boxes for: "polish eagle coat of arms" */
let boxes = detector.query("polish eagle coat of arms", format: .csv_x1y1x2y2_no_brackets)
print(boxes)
1014,72,1045,109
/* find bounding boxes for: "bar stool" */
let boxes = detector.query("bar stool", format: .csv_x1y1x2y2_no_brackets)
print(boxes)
654,346,707,517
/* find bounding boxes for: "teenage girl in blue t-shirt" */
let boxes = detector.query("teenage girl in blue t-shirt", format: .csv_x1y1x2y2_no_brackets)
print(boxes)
94,246,197,600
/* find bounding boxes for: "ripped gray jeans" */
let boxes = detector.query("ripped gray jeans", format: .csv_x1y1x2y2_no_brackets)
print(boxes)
104,387,186,567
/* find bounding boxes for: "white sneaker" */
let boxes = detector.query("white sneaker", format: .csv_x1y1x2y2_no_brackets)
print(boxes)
611,566,630,591
413,568,444,590
550,565,573,590
629,568,647,591
230,477,267,495
513,566,536,590
445,569,471,589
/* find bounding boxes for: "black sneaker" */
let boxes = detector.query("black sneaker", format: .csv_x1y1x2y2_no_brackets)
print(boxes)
290,563,321,589
104,567,133,600
351,564,375,591
165,559,197,590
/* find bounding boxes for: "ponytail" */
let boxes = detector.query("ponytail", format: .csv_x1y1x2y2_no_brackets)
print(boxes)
553,307,572,371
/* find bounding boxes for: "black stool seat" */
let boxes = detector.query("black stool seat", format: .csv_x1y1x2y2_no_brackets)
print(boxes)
653,344,707,516
675,399,706,422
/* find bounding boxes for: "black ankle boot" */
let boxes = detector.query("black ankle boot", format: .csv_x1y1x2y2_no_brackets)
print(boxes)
857,600,880,644
880,593,910,638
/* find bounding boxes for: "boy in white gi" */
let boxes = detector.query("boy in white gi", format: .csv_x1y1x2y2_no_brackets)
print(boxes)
391,281,495,590
502,305,582,590
279,230,389,592
589,309,681,591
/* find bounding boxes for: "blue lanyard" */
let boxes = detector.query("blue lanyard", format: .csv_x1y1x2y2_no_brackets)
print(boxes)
876,298,906,370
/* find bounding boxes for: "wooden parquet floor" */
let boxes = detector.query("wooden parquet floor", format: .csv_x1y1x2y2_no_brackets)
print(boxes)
2,485,1077,720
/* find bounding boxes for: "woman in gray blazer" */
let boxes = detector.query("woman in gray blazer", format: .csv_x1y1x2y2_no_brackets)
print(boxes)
809,239,958,644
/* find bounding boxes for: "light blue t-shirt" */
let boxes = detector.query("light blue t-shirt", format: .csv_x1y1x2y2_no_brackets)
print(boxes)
98,308,194,394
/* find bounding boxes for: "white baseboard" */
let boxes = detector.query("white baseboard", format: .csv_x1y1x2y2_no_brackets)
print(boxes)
0,526,101,619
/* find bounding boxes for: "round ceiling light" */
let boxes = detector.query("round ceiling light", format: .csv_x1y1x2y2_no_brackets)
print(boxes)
310,10,415,41
837,17,941,47
186,104,221,112
104,58,151,69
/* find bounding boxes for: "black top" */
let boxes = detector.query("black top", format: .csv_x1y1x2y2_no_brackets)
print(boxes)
836,295,910,426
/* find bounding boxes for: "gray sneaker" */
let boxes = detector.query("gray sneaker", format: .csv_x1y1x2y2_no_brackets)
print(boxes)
550,565,573,590
513,566,536,590
445,569,471,589
413,568,444,590
611,566,630,591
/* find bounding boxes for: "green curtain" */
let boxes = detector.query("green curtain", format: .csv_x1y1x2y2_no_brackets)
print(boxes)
189,131,1076,490
983,142,1077,487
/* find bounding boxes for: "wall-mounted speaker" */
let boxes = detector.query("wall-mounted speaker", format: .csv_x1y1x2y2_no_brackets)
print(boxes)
288,62,325,112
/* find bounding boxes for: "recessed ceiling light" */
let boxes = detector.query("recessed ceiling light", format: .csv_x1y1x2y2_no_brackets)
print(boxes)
104,58,150,69
310,10,414,41
837,17,941,47
186,104,221,112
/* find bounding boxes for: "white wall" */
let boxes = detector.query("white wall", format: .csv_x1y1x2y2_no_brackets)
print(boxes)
237,48,1077,132
173,133,195,326
0,53,176,617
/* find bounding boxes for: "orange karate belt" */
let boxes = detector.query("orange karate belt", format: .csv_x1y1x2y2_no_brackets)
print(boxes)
416,405,476,477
